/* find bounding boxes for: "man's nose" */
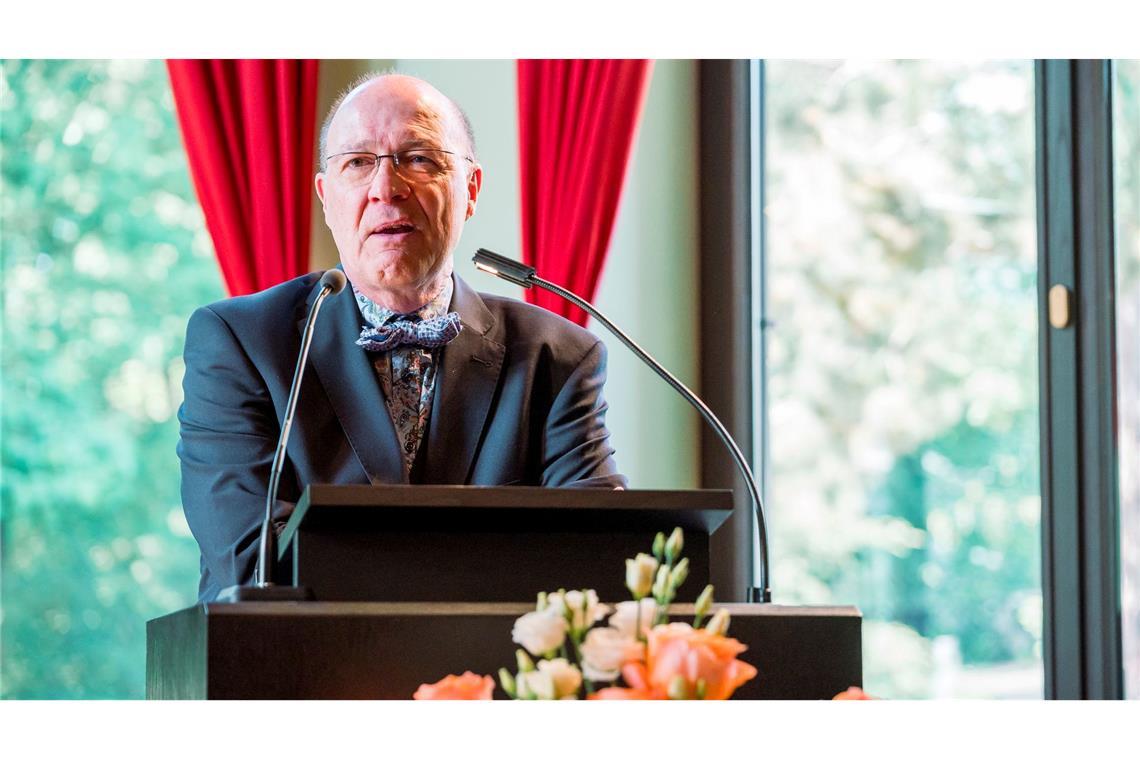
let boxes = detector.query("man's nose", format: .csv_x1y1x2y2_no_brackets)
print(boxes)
368,156,410,202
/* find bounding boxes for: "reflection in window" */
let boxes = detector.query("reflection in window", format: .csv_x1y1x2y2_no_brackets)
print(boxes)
1114,59,1140,699
761,60,1041,697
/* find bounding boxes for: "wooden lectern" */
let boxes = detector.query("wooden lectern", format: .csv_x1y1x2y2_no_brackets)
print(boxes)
275,484,728,602
147,485,861,699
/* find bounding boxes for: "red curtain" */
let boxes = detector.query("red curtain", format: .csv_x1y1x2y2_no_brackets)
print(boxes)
167,60,319,296
517,60,654,326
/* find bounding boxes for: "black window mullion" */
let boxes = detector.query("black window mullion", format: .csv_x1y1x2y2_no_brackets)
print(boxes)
699,59,755,602
1036,58,1122,700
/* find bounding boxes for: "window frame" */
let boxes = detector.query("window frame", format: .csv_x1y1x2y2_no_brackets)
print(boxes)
698,59,756,603
1036,58,1123,700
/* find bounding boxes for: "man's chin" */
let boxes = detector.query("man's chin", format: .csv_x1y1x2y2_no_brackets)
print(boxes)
360,240,416,260
355,247,419,278
347,265,449,307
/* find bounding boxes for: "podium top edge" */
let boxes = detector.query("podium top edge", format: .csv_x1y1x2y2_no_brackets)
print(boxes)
301,484,735,507
180,602,861,620
277,485,738,562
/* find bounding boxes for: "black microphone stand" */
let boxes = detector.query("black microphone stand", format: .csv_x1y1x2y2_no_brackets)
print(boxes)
215,269,347,603
472,249,772,603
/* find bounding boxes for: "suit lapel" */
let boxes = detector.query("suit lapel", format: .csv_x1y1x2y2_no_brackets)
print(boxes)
304,273,405,485
421,275,505,484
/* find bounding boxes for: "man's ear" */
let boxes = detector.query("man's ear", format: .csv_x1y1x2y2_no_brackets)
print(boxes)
465,164,483,220
314,172,327,210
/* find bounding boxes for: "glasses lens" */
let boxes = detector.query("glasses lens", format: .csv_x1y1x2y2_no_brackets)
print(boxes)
335,153,379,185
395,150,448,177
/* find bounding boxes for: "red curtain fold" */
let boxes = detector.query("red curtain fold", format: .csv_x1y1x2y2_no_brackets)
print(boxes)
517,59,654,326
167,60,319,296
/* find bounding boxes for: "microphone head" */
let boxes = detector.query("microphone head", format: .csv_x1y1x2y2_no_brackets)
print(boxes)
472,248,536,288
319,268,348,295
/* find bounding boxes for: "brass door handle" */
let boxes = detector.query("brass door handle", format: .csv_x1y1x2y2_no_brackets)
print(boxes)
1048,284,1073,329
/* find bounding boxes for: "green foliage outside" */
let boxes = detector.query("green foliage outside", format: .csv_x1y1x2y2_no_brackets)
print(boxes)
766,60,1043,697
1,60,223,698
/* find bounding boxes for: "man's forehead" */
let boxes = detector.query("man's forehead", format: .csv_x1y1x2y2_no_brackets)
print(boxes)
329,80,457,149
332,109,444,149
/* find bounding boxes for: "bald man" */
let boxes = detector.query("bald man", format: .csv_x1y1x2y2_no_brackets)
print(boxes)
177,74,626,601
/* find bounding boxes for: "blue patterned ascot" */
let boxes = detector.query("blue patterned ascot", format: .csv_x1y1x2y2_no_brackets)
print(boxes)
352,277,462,479
357,312,462,351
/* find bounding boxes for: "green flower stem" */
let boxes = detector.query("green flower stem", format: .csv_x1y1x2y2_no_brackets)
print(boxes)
633,593,644,643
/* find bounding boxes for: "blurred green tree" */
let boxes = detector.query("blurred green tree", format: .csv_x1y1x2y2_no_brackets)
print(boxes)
1,60,224,698
765,60,1042,697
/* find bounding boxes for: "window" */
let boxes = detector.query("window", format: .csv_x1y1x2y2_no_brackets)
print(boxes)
0,60,223,697
1114,58,1140,699
758,60,1041,697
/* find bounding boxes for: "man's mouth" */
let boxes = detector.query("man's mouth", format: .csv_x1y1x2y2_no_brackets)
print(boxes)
371,220,417,236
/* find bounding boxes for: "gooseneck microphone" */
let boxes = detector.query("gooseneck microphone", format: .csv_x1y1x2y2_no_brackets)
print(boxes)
216,268,348,603
473,248,772,603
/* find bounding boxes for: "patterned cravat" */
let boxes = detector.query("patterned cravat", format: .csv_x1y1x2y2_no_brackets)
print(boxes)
356,312,462,352
352,279,460,479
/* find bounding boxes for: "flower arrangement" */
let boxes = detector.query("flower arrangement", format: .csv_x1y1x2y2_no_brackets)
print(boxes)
414,527,758,700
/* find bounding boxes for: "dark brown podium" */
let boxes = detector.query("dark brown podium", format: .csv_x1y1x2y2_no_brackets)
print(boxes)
147,486,862,699
275,485,732,603
147,602,860,699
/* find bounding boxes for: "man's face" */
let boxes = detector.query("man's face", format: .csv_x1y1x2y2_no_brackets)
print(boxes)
315,77,482,310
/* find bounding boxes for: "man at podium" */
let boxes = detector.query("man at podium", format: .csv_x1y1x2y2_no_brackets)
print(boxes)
177,73,626,602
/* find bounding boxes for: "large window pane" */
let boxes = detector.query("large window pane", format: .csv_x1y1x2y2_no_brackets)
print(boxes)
761,60,1041,698
0,60,223,697
1115,58,1140,699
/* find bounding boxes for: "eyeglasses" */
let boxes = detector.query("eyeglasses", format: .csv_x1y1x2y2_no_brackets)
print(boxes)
324,148,473,186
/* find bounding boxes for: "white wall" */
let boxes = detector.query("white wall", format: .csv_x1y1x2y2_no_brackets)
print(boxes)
589,60,700,489
315,59,700,489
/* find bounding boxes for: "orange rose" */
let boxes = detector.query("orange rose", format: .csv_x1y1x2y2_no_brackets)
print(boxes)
588,662,665,700
413,671,495,700
645,622,757,700
589,686,660,699
832,686,875,700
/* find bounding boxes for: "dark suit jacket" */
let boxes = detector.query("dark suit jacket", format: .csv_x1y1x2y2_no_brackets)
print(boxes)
177,271,626,601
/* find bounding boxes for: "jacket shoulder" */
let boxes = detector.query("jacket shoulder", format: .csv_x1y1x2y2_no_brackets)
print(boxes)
477,291,600,353
196,271,324,323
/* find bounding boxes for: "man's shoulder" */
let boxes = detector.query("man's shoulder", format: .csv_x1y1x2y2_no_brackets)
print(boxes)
476,289,600,354
195,271,324,324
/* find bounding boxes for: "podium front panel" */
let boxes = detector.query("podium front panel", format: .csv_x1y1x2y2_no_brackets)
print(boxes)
280,485,732,602
146,602,861,700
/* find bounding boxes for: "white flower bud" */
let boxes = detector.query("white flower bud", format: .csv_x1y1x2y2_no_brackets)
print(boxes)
694,584,715,619
625,553,658,599
651,565,669,600
705,607,731,636
512,610,568,657
536,658,583,699
516,669,556,700
498,668,516,698
669,556,690,590
664,527,684,564
610,598,658,639
545,589,608,634
652,531,666,561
